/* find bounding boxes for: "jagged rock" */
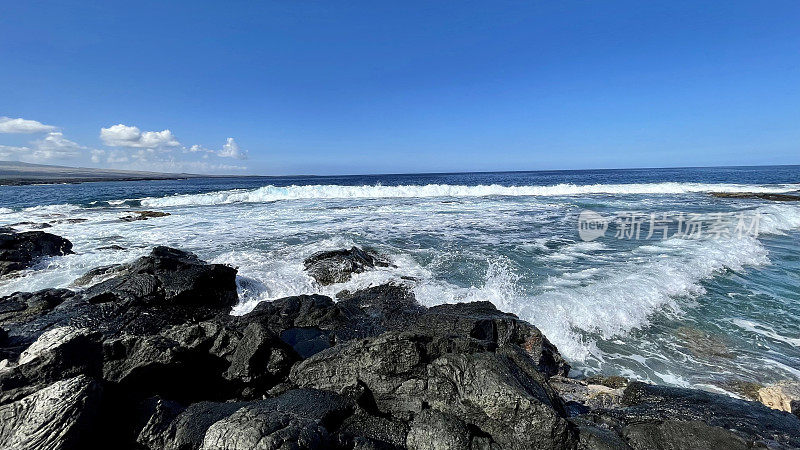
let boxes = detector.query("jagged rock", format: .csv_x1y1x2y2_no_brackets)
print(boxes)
134,396,186,449
291,330,575,449
406,409,471,450
0,230,73,276
624,420,749,450
136,389,355,450
1,247,238,361
221,322,295,392
82,246,236,308
242,294,342,338
570,417,632,450
0,375,102,450
242,283,423,357
759,381,800,416
337,283,425,333
413,301,569,377
102,319,296,402
0,326,102,405
0,288,76,326
339,409,409,448
304,246,390,285
70,264,123,287
138,400,248,450
0,289,77,327
199,389,353,450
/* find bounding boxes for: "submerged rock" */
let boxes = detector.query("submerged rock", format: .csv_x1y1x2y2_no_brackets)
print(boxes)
676,326,733,358
120,210,171,222
303,246,390,285
0,230,73,276
8,222,52,230
710,192,800,201
97,244,125,251
51,218,88,224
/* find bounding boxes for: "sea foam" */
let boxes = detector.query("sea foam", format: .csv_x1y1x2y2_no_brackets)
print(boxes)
139,182,800,207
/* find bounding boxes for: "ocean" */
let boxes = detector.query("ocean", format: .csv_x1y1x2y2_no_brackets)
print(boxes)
1,165,799,396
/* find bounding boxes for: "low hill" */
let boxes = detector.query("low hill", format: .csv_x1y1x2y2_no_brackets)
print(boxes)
0,161,203,185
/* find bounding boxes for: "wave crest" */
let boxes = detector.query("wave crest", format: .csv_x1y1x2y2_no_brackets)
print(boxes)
140,182,800,207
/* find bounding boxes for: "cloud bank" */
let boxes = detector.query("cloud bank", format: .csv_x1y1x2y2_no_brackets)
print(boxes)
0,117,248,174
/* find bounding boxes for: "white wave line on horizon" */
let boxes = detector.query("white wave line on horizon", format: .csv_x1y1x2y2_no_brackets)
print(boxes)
138,182,800,207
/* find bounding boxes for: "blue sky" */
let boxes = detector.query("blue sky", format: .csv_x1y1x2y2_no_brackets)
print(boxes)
0,1,798,175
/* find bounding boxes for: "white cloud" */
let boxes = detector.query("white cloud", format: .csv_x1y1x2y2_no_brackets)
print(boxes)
0,132,85,161
0,144,29,159
29,132,84,160
186,138,246,160
218,137,246,159
0,117,58,134
100,124,181,148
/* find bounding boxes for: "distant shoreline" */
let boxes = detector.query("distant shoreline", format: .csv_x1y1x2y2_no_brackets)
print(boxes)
2,161,799,187
0,160,212,186
0,176,204,186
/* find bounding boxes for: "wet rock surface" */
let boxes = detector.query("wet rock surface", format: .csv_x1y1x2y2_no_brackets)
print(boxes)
710,192,800,201
0,242,798,449
0,229,73,276
120,210,171,221
304,246,390,285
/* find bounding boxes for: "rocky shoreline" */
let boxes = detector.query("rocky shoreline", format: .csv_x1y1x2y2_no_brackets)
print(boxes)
0,229,799,449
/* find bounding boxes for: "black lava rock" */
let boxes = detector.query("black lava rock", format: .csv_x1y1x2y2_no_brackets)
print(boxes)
0,230,73,276
303,246,390,285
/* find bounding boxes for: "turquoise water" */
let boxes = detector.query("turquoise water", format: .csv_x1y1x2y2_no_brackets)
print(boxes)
1,166,799,395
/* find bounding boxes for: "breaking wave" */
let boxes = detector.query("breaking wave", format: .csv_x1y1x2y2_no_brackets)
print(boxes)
139,182,800,207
